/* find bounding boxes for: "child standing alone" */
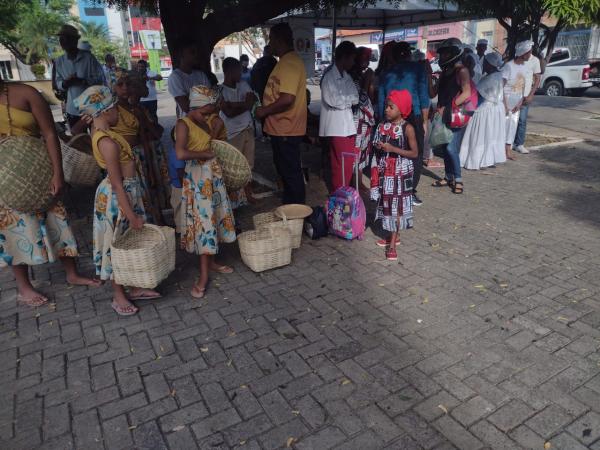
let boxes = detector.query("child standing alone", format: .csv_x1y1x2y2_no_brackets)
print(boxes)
175,85,236,298
371,89,418,261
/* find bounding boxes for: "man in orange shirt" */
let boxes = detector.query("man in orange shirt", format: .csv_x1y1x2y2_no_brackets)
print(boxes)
256,23,307,204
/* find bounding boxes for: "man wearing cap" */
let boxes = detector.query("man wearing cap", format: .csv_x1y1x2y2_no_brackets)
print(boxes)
513,40,542,154
53,24,105,127
502,40,532,160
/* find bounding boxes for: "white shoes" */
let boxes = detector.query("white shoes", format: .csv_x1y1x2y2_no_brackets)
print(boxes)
514,145,530,154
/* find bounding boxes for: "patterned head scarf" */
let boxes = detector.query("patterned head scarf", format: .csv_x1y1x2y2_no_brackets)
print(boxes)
74,85,116,117
189,85,217,109
387,89,412,119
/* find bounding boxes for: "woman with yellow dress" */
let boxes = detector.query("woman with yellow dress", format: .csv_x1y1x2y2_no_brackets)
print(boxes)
0,79,100,306
110,71,163,224
175,85,236,299
74,85,160,315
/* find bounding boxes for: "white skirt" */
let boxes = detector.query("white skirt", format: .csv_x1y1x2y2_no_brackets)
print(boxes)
459,101,507,170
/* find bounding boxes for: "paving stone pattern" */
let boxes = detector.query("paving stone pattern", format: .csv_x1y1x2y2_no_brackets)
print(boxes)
1,140,600,449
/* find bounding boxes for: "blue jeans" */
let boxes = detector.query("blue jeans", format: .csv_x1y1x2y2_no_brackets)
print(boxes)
444,128,465,182
513,103,529,147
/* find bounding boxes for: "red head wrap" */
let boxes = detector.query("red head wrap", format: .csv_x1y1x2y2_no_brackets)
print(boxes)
387,89,412,119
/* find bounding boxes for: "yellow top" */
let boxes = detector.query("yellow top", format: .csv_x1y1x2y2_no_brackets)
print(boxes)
92,129,134,169
263,51,307,137
111,105,139,137
177,115,225,152
0,104,40,137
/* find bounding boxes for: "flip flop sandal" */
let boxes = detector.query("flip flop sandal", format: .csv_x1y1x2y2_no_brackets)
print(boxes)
211,265,234,274
453,182,464,194
432,178,452,188
17,294,48,307
190,286,206,299
129,291,162,300
111,302,139,316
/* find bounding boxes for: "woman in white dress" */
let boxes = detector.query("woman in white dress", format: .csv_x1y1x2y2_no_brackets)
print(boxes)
459,52,507,170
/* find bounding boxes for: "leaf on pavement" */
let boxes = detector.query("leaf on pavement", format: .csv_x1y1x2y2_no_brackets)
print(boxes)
438,404,448,414
341,379,351,385
172,425,185,432
286,437,297,448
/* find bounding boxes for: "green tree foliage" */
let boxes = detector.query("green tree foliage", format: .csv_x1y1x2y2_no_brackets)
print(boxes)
1,0,73,64
78,21,130,67
450,0,600,60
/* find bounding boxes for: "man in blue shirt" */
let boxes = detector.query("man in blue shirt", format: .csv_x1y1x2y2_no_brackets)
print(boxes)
378,41,430,205
53,24,105,127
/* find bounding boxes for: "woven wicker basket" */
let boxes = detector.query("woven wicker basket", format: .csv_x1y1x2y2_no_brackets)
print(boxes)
61,134,101,186
254,211,304,249
238,227,292,272
111,224,176,288
211,139,251,192
274,204,313,220
0,135,54,213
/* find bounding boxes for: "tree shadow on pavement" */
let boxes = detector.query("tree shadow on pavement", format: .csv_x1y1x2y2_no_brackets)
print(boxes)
536,144,600,228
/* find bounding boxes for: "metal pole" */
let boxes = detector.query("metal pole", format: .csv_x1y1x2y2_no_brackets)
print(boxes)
331,6,337,55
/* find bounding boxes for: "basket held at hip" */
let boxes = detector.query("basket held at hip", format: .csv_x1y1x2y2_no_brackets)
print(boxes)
0,135,54,213
210,139,252,192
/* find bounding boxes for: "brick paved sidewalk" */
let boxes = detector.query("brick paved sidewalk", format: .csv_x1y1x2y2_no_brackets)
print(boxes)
1,140,600,450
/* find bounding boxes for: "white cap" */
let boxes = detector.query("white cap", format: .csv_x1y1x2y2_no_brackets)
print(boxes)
477,39,488,46
516,40,533,57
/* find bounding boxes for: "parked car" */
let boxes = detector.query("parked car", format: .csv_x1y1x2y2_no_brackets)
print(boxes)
540,47,593,96
160,66,172,79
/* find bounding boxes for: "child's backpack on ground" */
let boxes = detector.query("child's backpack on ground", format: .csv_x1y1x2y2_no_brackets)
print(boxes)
325,152,366,240
304,206,328,240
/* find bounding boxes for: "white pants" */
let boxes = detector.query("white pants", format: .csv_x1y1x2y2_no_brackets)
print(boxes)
505,110,520,145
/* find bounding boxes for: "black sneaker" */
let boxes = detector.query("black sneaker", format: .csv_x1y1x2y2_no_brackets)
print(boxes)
412,194,423,206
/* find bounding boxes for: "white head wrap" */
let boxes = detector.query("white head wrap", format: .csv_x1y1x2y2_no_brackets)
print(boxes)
189,85,217,109
484,52,503,70
516,40,533,57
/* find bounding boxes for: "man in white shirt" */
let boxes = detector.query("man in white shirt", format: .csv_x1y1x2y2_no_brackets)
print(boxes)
219,57,257,202
167,43,210,117
137,59,163,123
513,46,542,154
502,40,532,161
319,41,359,192
53,24,105,127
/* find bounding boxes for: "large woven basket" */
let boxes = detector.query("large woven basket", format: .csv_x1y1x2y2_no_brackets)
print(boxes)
254,211,304,249
111,224,176,288
274,204,313,220
238,227,292,272
0,135,54,213
61,134,101,186
211,139,251,192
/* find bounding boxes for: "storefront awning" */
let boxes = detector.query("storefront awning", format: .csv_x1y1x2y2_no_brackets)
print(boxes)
270,0,478,30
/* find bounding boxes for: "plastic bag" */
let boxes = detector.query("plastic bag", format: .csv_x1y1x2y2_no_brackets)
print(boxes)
429,112,453,147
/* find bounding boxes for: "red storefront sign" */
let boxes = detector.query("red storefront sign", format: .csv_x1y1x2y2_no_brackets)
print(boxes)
130,43,148,58
131,17,161,32
426,22,464,41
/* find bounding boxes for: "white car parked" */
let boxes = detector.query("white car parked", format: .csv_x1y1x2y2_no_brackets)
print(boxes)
540,47,593,96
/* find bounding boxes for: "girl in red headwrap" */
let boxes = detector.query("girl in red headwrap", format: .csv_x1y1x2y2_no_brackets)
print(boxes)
371,89,418,260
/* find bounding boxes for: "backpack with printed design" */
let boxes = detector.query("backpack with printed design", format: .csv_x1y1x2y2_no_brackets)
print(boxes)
325,152,366,240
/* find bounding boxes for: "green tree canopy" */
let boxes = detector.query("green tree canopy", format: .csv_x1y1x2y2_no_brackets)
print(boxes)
450,0,600,60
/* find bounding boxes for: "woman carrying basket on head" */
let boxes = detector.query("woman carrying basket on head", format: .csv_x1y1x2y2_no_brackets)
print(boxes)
75,85,160,316
0,79,100,307
175,85,236,299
